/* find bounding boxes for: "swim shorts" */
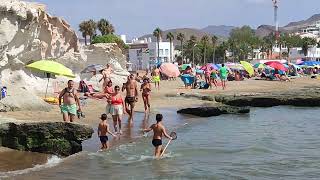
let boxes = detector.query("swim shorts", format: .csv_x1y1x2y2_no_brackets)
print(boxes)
153,76,160,82
60,104,77,115
125,96,136,104
152,139,162,147
99,136,108,143
110,104,123,116
220,75,227,81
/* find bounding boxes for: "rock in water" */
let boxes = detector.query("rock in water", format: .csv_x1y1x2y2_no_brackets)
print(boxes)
0,122,94,156
177,106,250,117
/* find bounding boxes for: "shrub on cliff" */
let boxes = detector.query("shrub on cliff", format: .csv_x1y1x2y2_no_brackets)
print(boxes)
92,34,129,51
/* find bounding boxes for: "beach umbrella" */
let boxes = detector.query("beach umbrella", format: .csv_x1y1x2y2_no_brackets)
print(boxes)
81,64,105,73
254,63,266,69
26,60,75,98
240,61,254,76
226,63,244,70
181,64,192,71
296,59,304,65
160,63,180,78
265,62,287,71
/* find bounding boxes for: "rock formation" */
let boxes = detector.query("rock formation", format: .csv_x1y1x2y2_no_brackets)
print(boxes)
177,106,250,117
0,0,86,70
0,122,94,156
83,43,130,85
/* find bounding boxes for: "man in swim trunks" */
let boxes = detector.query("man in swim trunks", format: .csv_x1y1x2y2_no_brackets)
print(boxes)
152,66,161,90
219,64,229,90
59,80,82,122
143,114,172,158
98,113,116,150
123,74,138,123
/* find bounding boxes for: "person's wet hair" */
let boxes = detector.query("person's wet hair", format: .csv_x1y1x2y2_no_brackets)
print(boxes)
156,114,163,122
222,64,225,67
100,113,107,120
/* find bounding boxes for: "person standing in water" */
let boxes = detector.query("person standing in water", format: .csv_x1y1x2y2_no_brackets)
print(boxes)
98,113,117,150
152,66,161,90
59,80,82,122
140,78,151,112
123,74,138,123
219,64,228,90
109,86,126,134
143,114,172,158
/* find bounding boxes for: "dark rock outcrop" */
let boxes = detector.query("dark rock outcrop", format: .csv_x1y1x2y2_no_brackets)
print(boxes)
0,122,94,156
177,106,250,117
215,94,320,107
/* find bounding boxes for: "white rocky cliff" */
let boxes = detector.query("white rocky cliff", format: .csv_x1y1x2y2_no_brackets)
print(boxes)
0,0,86,70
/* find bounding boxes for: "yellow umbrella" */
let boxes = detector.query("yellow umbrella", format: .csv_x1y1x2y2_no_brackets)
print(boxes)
240,61,254,76
26,60,75,78
26,60,75,97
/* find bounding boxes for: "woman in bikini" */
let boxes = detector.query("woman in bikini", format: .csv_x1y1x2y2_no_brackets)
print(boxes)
109,85,126,134
140,78,151,112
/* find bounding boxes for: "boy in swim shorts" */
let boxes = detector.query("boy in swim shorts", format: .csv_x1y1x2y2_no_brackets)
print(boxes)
98,114,117,150
143,114,172,158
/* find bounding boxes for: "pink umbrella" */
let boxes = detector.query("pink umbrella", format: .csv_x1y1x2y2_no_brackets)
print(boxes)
265,62,287,71
160,63,180,77
296,59,304,65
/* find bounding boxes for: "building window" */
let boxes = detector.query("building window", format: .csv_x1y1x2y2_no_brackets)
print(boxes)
159,49,163,56
165,49,169,56
164,57,168,62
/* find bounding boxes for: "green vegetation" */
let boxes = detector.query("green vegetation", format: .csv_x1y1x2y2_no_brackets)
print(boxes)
166,32,174,62
153,27,162,61
92,34,129,50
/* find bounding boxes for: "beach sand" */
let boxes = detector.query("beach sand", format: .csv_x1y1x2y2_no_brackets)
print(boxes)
2,77,319,126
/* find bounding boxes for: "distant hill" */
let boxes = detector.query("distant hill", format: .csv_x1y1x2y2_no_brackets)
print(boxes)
201,25,235,37
256,13,320,37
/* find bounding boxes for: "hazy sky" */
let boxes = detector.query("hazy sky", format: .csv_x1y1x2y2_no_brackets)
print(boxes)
31,0,320,39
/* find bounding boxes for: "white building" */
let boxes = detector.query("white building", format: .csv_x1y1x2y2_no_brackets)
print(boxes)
128,38,174,71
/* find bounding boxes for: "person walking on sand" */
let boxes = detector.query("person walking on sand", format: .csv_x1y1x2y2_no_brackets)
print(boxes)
58,80,82,122
143,114,173,158
219,64,228,90
98,113,117,150
109,85,126,134
140,78,151,112
152,66,161,90
123,74,138,123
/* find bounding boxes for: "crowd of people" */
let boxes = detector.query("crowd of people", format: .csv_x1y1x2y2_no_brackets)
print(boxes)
58,65,173,157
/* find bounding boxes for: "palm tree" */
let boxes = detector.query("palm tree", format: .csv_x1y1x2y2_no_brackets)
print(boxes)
176,33,185,63
201,35,210,65
301,37,317,57
97,18,115,35
211,35,218,63
166,32,174,62
88,19,97,44
153,27,162,63
79,21,91,45
263,33,276,59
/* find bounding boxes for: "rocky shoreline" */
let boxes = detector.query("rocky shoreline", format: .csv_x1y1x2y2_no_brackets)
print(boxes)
0,122,93,156
177,106,250,117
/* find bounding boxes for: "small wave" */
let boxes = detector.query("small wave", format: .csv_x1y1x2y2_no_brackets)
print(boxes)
0,155,62,178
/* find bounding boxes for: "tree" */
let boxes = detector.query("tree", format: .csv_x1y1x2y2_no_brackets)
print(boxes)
91,34,129,51
177,33,185,63
79,21,91,45
229,26,256,61
88,19,97,44
301,37,317,56
281,33,301,62
201,35,210,65
97,19,115,35
153,27,162,63
166,32,174,62
263,33,276,59
211,35,218,63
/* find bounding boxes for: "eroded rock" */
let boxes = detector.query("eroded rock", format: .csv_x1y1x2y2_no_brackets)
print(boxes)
0,122,94,156
177,106,250,117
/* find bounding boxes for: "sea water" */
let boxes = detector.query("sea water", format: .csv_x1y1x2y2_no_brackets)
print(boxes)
2,107,320,180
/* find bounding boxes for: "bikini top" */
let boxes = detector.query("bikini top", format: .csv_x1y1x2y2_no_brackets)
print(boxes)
111,96,123,105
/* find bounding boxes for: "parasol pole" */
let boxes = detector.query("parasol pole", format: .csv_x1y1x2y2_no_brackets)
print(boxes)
45,73,51,98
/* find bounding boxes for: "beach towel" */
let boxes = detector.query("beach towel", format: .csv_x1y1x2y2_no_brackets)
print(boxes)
181,74,195,85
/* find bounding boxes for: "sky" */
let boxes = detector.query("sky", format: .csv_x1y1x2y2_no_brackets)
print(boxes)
30,0,320,39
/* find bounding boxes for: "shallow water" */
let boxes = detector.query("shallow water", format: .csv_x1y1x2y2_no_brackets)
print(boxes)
3,106,320,179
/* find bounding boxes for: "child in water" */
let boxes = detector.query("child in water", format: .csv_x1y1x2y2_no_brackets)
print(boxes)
98,113,117,150
143,114,172,158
